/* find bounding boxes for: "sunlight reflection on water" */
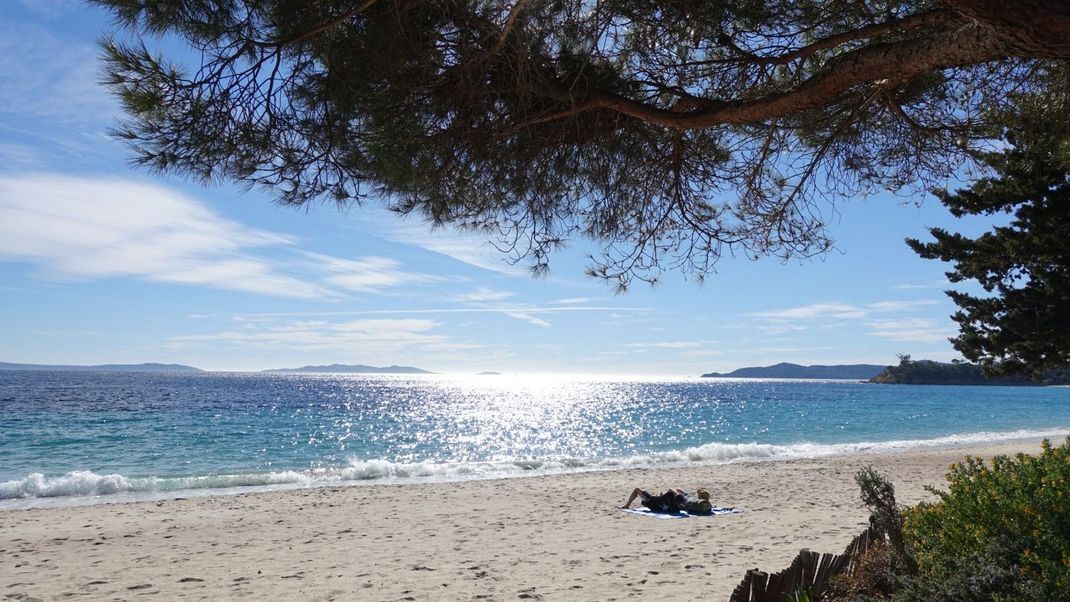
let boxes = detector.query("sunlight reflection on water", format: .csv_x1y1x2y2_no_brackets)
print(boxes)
3,372,1070,505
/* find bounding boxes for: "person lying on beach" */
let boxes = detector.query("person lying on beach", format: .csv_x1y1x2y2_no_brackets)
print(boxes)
621,487,713,514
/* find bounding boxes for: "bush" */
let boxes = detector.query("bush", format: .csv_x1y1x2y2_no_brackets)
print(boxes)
903,437,1070,600
823,540,896,601
856,466,916,575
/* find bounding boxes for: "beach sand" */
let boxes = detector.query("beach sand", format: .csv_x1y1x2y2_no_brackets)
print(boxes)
0,440,1050,601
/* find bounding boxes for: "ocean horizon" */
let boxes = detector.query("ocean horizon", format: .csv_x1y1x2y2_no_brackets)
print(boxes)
3,371,1069,509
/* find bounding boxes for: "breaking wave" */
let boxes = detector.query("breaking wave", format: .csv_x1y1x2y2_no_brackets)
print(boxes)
3,427,1067,506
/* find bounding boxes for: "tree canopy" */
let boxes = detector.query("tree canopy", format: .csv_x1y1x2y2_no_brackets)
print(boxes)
94,0,1070,286
907,96,1070,376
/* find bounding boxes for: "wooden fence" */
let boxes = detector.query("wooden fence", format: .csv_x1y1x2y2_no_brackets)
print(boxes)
728,526,881,602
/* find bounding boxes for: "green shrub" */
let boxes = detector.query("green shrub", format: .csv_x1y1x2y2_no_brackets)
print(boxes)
856,466,916,575
903,437,1070,600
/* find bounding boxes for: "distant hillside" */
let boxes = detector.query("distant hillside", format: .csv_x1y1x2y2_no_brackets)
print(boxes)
701,362,885,380
263,364,433,374
870,356,1070,386
0,361,202,372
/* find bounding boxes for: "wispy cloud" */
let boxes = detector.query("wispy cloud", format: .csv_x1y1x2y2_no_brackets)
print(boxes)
504,312,552,327
747,299,951,345
866,300,939,312
229,306,651,320
0,175,435,299
754,324,808,335
750,300,938,321
866,318,954,344
551,297,595,305
172,318,455,353
749,302,868,321
0,175,326,298
0,143,44,168
446,287,515,303
305,252,439,293
0,22,115,124
368,217,528,276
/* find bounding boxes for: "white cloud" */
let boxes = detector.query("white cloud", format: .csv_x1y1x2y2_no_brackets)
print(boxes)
504,312,552,327
0,175,332,298
0,143,44,167
551,297,595,305
172,318,452,353
0,175,435,299
171,317,495,369
370,217,528,276
446,287,516,303
749,302,867,321
222,305,652,331
866,319,954,344
305,252,438,293
755,324,808,335
746,299,953,346
750,300,939,322
865,300,939,312
228,306,653,320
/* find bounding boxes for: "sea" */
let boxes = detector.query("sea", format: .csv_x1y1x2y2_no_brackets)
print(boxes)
2,371,1069,509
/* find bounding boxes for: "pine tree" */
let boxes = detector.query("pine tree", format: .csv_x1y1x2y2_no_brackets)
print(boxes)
907,105,1070,375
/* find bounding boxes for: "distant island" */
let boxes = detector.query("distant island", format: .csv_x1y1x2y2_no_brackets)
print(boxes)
0,361,202,372
262,364,433,374
870,356,1070,386
477,371,502,376
701,362,885,380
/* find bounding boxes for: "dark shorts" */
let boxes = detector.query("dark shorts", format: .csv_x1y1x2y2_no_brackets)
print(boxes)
640,491,684,513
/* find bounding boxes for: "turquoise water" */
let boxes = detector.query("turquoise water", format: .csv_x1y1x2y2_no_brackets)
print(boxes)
2,371,1069,506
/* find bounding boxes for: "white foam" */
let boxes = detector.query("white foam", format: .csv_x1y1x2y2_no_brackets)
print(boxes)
0,470,134,499
2,427,1067,508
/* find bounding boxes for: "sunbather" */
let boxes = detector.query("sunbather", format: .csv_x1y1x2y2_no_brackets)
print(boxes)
621,487,713,514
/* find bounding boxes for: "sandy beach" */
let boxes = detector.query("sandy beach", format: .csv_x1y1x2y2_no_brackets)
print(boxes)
0,440,1051,601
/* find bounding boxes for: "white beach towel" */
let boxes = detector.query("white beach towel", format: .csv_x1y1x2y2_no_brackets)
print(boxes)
622,506,742,518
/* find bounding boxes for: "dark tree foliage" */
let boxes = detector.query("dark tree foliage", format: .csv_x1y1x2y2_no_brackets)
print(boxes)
907,102,1070,376
870,355,1070,385
92,0,1070,286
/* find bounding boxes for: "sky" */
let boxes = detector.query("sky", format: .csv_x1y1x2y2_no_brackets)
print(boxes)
0,1,1001,375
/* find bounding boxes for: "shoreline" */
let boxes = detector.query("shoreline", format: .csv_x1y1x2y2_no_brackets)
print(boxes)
3,429,1068,511
1,439,1053,600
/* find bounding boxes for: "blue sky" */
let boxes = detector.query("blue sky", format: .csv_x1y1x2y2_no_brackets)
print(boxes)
0,1,999,375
